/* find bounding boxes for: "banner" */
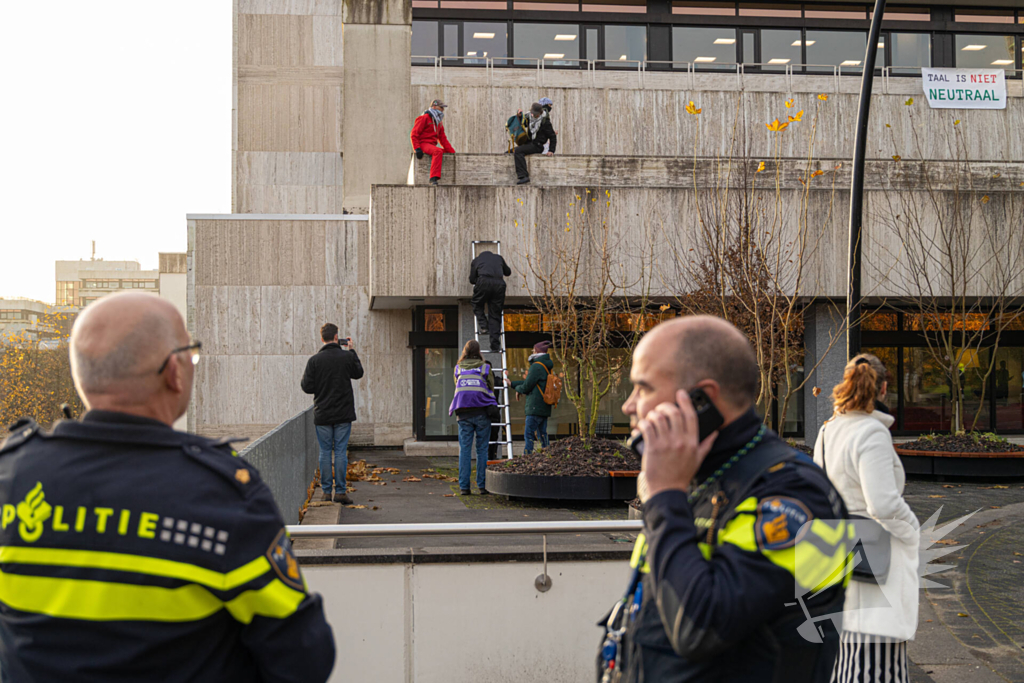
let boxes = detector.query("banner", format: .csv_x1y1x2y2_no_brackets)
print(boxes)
921,68,1007,109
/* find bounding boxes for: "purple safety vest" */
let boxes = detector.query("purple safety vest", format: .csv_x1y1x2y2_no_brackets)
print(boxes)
449,364,498,415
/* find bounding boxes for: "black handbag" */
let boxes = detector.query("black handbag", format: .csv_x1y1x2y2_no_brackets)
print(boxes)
820,423,891,585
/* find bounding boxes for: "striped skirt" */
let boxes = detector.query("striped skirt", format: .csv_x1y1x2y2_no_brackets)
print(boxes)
830,631,910,683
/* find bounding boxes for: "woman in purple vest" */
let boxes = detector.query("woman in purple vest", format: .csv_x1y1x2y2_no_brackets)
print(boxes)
449,340,498,495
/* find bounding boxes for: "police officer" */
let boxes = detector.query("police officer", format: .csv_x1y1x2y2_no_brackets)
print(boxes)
0,292,335,682
599,316,849,682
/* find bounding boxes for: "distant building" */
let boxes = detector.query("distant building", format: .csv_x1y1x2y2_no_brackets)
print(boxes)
55,260,160,308
0,299,77,346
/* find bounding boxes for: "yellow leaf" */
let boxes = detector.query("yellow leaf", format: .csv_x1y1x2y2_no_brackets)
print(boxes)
981,195,990,204
811,169,824,178
885,123,891,128
787,110,803,123
904,97,914,106
756,161,766,173
953,119,960,125
892,155,902,162
785,98,794,109
817,93,828,101
685,100,702,115
659,304,671,312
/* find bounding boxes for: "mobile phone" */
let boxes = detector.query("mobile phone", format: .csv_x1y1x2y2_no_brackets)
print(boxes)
627,387,725,457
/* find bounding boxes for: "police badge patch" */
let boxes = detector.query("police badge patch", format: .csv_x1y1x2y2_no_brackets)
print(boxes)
755,496,812,551
267,529,305,591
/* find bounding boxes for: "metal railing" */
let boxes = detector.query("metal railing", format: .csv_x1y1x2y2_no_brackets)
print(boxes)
881,66,1024,95
287,520,642,538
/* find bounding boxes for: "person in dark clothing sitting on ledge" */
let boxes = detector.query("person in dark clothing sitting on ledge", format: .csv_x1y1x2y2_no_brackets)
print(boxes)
514,102,557,185
470,249,512,353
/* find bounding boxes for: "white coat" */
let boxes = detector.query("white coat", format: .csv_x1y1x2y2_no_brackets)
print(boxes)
814,410,920,641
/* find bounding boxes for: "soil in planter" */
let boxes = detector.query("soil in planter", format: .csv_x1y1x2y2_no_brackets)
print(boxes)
899,433,1024,454
488,436,640,476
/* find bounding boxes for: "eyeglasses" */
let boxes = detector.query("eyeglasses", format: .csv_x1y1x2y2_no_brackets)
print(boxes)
157,342,203,375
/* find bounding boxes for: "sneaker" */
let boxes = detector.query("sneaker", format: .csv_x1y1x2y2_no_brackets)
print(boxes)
429,177,439,186
516,177,530,185
479,488,489,495
490,346,502,354
334,493,354,505
460,489,472,496
320,491,332,502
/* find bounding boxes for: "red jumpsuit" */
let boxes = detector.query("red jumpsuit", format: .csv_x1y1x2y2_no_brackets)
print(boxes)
411,112,456,179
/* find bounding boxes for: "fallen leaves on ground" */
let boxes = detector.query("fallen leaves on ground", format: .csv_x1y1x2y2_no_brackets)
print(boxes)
347,460,383,482
942,484,958,488
443,493,457,497
934,539,958,546
345,505,368,509
928,495,945,498
402,477,422,482
423,473,459,482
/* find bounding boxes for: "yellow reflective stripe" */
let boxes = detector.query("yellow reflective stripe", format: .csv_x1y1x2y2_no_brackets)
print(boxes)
0,570,305,623
697,542,712,560
733,497,758,513
717,514,757,552
629,533,650,573
766,540,849,592
808,519,846,546
0,546,270,592
226,578,307,624
0,571,222,622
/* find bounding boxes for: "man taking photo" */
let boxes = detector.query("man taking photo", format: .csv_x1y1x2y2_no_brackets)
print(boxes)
302,323,364,504
599,316,849,682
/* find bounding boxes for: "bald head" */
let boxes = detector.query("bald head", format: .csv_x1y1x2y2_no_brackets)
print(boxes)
644,316,759,409
70,293,192,422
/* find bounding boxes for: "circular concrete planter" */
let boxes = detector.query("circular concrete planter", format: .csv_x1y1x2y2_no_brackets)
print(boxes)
486,469,639,501
627,502,643,521
895,447,1024,477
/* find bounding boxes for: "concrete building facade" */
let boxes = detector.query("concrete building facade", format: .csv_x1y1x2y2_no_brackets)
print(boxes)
190,0,1024,448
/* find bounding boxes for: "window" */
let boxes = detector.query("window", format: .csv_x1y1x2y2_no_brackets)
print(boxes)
465,22,508,64
585,26,599,61
955,9,1014,24
804,30,882,73
673,27,738,69
760,29,801,70
603,25,646,67
514,23,581,66
443,23,459,58
423,348,459,437
889,32,930,74
672,1,736,15
994,347,1024,431
412,21,438,64
955,34,1016,70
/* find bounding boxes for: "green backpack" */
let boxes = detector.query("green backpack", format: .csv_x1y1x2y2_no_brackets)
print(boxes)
505,114,529,152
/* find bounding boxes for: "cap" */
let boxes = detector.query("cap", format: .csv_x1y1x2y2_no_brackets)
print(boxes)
539,97,553,106
431,99,448,108
533,341,552,354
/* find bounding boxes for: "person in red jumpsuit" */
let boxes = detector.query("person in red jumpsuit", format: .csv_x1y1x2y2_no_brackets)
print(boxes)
411,99,456,186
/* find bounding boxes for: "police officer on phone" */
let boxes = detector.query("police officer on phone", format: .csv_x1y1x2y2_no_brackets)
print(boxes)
599,316,849,683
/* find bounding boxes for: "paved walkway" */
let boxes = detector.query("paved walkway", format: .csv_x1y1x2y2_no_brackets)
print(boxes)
298,451,1024,680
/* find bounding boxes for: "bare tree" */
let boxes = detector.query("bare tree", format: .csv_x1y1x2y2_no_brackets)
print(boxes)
870,108,1024,432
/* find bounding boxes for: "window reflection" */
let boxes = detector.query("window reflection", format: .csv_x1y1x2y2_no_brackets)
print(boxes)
760,29,801,70
604,25,646,67
673,27,738,69
955,34,1016,70
890,32,930,74
505,348,577,437
805,30,880,73
465,22,508,64
423,348,459,437
514,23,581,66
412,21,438,64
994,348,1024,431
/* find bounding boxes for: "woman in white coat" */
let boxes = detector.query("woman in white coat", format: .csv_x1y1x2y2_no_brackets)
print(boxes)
814,354,920,683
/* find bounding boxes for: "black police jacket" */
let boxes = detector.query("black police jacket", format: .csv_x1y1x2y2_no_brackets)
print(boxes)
0,411,335,683
605,410,849,683
301,342,364,426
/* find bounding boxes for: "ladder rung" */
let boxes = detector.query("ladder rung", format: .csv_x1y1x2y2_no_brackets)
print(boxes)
489,440,513,445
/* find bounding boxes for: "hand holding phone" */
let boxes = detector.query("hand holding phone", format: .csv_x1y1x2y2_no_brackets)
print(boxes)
629,388,722,498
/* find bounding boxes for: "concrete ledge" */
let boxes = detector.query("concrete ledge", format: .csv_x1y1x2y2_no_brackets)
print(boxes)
403,437,527,457
186,213,368,221
297,545,632,565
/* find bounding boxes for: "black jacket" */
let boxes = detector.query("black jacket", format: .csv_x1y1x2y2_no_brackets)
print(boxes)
301,343,364,425
531,117,557,153
469,251,511,284
0,411,335,683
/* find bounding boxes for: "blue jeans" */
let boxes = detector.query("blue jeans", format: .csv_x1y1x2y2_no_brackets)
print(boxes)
457,413,490,491
524,415,549,454
315,423,352,494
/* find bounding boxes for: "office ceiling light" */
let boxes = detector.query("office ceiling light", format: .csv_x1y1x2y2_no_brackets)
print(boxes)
468,51,477,56
961,44,987,51
619,54,628,60
714,38,736,44
877,42,885,48
473,32,495,39
792,40,815,46
840,60,862,66
768,58,791,64
694,56,717,62
544,53,565,59
992,59,1013,65
554,34,577,41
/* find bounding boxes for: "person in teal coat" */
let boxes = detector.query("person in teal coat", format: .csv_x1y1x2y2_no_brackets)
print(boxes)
511,341,553,453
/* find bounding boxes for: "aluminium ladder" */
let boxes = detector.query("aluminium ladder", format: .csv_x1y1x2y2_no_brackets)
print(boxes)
471,240,514,460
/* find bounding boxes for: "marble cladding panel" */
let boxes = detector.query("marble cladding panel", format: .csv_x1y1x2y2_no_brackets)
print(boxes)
259,355,309,424
370,186,436,297
325,220,367,287
236,152,343,214
195,355,262,426
259,286,295,355
292,286,329,355
237,83,342,153
238,0,343,15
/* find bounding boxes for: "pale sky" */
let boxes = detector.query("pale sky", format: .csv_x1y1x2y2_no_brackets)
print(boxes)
0,2,231,303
